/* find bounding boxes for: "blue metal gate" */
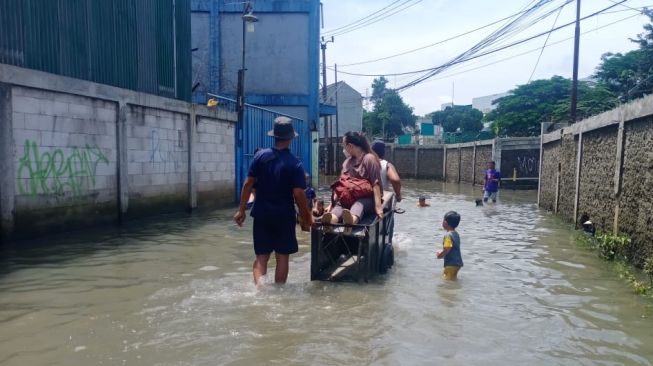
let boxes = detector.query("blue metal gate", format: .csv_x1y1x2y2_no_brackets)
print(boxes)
207,95,311,201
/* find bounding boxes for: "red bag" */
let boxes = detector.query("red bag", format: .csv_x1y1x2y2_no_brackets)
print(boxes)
331,175,374,209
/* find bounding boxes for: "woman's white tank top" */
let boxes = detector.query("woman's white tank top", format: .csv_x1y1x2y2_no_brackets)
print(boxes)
380,159,390,191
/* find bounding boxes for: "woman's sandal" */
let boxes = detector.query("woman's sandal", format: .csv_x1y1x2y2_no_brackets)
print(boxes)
321,212,334,233
342,209,354,235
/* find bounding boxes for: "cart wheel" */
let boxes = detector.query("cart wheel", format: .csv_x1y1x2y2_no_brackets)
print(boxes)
379,244,393,274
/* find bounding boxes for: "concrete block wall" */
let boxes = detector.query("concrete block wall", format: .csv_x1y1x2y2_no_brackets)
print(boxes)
619,117,653,263
126,106,190,215
539,95,653,265
11,86,119,233
578,125,618,232
557,133,578,221
317,138,537,187
0,64,237,241
475,145,493,185
394,147,417,178
460,147,474,184
196,116,235,206
445,148,460,183
417,147,444,179
538,141,560,212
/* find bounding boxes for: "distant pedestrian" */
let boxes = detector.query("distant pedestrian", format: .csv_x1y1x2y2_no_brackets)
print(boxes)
234,117,313,286
482,161,501,203
436,211,463,280
371,139,402,243
417,196,430,207
370,140,402,202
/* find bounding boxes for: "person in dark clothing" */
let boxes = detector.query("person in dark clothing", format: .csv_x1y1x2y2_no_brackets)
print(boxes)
234,117,313,286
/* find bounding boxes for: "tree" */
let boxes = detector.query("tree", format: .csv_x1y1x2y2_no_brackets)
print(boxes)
430,105,483,133
364,89,416,138
486,76,618,137
594,10,653,101
371,76,390,106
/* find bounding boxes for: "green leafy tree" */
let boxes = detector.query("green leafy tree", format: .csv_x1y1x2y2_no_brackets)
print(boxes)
595,9,653,101
371,76,390,106
430,105,483,133
364,88,416,138
486,76,618,137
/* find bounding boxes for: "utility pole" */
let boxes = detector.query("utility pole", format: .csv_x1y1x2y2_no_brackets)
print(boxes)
334,63,339,143
570,0,581,123
320,36,334,174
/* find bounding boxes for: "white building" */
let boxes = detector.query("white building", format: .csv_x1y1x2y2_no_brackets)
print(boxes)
471,92,510,114
322,81,363,137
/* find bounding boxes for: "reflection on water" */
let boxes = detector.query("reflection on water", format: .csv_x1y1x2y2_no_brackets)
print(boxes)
1,182,652,366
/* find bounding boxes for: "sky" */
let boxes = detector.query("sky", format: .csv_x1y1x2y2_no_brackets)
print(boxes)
320,0,652,116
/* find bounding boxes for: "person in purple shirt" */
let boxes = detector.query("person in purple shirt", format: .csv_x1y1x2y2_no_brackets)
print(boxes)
482,161,501,203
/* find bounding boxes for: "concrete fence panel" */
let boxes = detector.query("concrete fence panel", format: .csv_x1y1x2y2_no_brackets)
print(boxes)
417,147,443,179
539,95,653,265
0,64,236,241
460,147,474,184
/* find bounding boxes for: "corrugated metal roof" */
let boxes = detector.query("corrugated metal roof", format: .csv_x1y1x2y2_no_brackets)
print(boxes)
0,0,191,101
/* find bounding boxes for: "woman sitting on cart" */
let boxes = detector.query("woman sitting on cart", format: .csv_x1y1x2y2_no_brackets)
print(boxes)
322,131,384,228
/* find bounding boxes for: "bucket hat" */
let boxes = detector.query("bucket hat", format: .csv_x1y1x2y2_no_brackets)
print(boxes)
268,116,298,139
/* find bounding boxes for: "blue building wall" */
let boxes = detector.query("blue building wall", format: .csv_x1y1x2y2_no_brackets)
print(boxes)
190,0,320,129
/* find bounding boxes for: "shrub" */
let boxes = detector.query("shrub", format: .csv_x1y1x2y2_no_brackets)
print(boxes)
644,257,653,287
595,233,630,261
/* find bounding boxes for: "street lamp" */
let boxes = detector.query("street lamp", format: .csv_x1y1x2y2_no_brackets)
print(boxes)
236,1,258,120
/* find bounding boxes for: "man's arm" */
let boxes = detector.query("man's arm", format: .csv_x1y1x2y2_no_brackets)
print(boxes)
293,188,314,231
234,177,255,226
373,184,383,218
387,162,402,202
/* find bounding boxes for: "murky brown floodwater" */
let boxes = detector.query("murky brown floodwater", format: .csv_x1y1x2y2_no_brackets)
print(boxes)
1,181,652,366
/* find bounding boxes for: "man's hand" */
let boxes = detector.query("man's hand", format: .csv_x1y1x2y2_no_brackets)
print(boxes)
395,193,402,203
376,205,384,219
436,250,443,259
234,210,246,227
300,215,314,232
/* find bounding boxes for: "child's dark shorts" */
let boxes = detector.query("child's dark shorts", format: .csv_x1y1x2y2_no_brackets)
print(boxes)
252,215,298,255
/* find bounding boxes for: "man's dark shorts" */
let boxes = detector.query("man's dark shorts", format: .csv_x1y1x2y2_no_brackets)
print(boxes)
253,215,298,255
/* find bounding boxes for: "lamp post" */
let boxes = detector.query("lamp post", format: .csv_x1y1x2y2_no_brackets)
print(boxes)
236,2,258,124
235,2,257,201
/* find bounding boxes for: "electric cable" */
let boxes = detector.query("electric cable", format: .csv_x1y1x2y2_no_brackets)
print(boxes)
528,4,565,82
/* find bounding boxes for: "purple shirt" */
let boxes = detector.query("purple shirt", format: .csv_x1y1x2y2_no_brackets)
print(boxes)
484,169,501,192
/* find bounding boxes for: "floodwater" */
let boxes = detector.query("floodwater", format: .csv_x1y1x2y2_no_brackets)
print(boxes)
1,182,652,366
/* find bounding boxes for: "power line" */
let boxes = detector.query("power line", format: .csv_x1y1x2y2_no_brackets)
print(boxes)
326,0,424,38
395,0,629,91
337,0,557,67
528,4,565,82
332,0,639,87
606,0,643,12
418,13,641,84
322,0,403,35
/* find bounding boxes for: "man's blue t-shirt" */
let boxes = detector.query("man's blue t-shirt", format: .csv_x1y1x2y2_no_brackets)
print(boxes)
248,148,306,219
484,169,501,192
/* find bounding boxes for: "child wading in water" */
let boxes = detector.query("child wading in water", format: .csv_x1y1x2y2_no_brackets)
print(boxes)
436,211,463,280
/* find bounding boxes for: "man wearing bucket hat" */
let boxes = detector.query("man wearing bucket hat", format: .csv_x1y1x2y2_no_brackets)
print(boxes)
234,116,313,286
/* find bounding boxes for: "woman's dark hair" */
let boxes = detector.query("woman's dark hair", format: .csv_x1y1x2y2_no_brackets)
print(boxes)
344,131,371,154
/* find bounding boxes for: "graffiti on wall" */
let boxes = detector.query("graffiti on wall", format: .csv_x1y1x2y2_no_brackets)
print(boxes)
17,140,109,198
517,156,538,177
501,149,540,178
